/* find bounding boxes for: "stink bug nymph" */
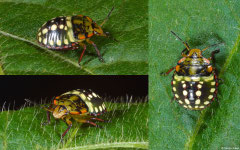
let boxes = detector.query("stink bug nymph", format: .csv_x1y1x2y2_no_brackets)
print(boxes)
41,89,107,139
162,31,222,110
37,7,115,64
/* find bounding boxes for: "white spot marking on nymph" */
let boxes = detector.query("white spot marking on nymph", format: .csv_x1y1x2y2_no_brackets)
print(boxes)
43,38,47,45
211,82,216,85
183,90,188,96
182,84,186,88
196,90,201,97
42,28,48,34
195,99,201,105
51,24,57,30
92,92,97,97
49,40,54,46
175,94,179,98
64,39,69,45
184,77,191,81
173,87,176,91
88,94,93,98
210,88,215,93
95,107,98,113
185,99,190,104
204,101,210,105
99,106,102,112
38,37,42,42
59,24,64,29
197,84,202,89
57,40,61,46
208,95,213,99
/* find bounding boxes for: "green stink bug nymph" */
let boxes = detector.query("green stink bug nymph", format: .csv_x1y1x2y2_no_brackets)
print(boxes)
162,31,221,110
27,89,107,139
37,7,115,64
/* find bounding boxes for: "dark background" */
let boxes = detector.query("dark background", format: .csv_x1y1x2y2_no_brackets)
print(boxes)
0,75,148,110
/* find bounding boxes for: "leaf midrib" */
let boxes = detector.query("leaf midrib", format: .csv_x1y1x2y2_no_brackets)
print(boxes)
60,142,148,150
0,30,94,74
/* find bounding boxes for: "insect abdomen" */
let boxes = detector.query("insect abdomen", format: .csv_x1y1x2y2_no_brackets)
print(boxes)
37,16,77,50
172,73,218,110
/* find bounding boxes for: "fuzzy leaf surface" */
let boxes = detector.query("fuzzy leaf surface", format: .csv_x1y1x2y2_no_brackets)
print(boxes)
0,101,148,150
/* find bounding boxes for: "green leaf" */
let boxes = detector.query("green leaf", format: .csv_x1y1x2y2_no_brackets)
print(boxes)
0,0,148,75
0,100,148,150
0,65,4,75
149,0,240,149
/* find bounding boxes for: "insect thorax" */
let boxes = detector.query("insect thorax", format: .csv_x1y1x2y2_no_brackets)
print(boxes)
56,95,88,112
71,15,95,41
176,57,212,76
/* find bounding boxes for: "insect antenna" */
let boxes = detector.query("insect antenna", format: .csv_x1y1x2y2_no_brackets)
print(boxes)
202,42,224,52
25,99,53,112
171,31,190,50
100,7,115,27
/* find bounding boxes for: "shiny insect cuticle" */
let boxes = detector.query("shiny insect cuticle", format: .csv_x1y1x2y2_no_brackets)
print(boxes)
162,31,221,110
42,89,107,139
37,7,115,65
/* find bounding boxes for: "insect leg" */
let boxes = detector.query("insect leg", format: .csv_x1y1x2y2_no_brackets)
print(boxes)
46,111,51,124
208,49,220,77
42,104,54,125
24,99,54,125
208,49,220,64
90,117,106,122
161,67,175,76
85,120,102,128
61,118,72,139
76,118,103,128
86,39,105,62
78,43,87,64
62,125,72,139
